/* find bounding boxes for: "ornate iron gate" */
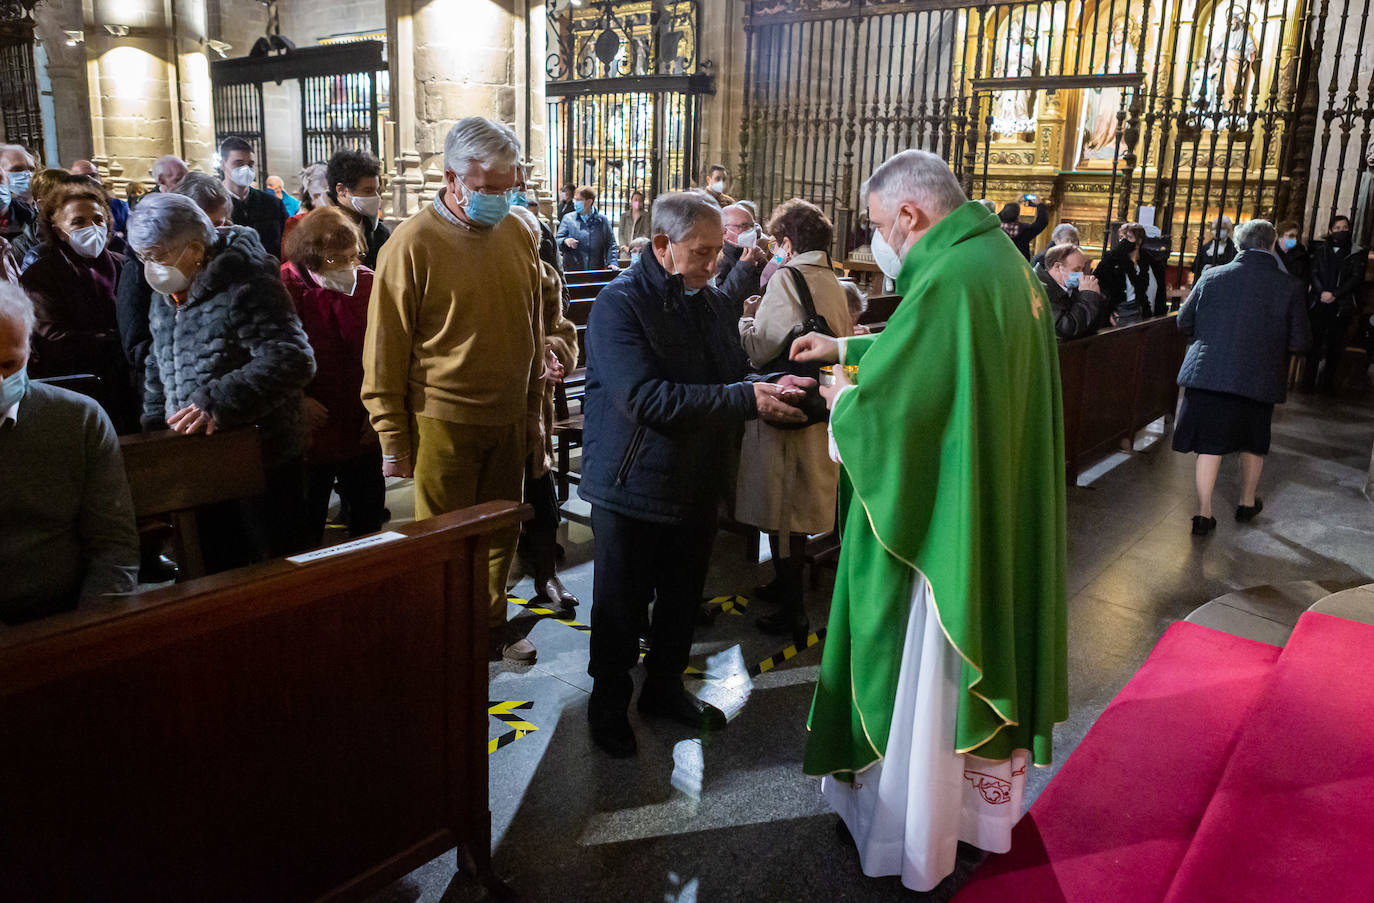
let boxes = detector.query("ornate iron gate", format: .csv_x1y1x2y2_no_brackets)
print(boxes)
0,2,44,162
211,81,267,172
741,0,1374,270
544,0,710,224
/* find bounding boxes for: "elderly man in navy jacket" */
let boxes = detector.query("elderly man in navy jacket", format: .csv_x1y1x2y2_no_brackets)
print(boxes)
581,191,811,757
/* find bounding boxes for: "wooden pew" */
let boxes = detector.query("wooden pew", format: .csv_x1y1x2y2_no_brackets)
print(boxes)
0,501,528,903
564,268,616,285
858,293,901,326
1058,315,1188,482
119,428,266,579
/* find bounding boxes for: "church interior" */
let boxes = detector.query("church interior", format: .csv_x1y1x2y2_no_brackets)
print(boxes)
1,0,1373,898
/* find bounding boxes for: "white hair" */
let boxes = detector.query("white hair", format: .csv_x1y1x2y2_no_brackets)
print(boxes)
863,150,967,219
650,191,722,242
1051,222,1081,245
172,172,232,214
151,155,187,184
0,281,35,340
127,192,218,255
444,117,521,176
722,202,756,224
1212,214,1233,231
1235,219,1276,252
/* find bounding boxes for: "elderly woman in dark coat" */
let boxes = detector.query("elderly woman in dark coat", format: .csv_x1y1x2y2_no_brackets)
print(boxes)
20,173,136,430
1173,219,1311,536
127,192,316,570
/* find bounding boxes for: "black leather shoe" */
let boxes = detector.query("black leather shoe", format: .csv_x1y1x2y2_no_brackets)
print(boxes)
588,706,637,758
756,608,811,647
1235,498,1264,523
638,683,727,731
1191,515,1217,536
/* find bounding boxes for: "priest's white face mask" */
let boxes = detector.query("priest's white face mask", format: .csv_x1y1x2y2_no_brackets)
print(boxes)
868,199,916,281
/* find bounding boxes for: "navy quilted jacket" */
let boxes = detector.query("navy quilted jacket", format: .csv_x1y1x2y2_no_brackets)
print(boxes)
143,226,316,468
1176,250,1311,404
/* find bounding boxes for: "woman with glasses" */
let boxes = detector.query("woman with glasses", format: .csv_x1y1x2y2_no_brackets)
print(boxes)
128,192,316,571
282,206,385,545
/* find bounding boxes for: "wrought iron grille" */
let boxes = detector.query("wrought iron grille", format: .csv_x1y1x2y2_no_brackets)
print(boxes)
212,82,267,177
0,23,44,162
741,0,1374,272
546,0,699,80
545,79,705,230
301,69,384,165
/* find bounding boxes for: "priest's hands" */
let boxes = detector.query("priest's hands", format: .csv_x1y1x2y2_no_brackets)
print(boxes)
790,333,840,364
753,382,807,425
819,360,851,409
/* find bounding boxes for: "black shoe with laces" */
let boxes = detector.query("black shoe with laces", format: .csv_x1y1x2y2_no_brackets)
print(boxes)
1191,515,1217,536
1235,498,1264,523
587,706,637,758
637,681,727,731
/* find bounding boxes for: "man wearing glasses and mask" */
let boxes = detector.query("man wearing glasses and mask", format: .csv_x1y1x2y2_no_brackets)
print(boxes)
362,116,563,667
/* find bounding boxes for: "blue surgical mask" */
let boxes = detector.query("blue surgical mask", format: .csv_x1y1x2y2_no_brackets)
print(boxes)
458,178,510,228
573,199,586,215
9,170,31,198
0,182,10,211
0,365,28,411
1282,237,1297,251
683,286,701,297
510,192,528,210
1064,271,1082,289
773,251,787,265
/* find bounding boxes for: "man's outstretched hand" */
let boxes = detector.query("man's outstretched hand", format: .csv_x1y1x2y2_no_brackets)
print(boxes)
753,382,807,425
790,333,840,364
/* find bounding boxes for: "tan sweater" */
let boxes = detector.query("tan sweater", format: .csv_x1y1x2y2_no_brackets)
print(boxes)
362,202,548,460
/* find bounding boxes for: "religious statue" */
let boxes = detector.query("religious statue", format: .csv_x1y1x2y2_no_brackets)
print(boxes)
991,16,1041,137
1189,7,1258,125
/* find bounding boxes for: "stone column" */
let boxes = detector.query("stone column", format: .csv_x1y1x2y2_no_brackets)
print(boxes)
385,0,522,218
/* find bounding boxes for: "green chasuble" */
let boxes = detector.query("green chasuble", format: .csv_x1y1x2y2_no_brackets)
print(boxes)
803,201,1068,779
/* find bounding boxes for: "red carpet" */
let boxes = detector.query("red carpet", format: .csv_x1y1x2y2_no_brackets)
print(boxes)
954,622,1281,903
1161,612,1374,903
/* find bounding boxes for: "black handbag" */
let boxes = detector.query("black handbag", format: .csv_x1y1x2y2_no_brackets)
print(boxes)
758,265,837,380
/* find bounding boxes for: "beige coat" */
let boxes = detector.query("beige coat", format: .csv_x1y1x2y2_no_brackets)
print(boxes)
734,251,853,538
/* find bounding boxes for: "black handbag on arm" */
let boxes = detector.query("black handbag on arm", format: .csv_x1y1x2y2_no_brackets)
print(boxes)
759,265,837,380
755,264,837,428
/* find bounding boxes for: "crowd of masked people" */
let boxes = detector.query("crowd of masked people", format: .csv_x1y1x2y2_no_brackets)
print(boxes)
1003,198,1370,394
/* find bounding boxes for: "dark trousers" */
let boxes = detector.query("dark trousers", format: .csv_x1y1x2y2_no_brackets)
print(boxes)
1306,302,1353,390
305,446,386,547
197,457,309,574
524,467,561,533
588,506,716,709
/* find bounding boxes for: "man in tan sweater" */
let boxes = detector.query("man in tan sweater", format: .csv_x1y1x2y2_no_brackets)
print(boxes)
363,116,556,664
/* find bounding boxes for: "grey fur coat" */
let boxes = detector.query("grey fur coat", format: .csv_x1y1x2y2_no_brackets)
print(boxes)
143,225,316,468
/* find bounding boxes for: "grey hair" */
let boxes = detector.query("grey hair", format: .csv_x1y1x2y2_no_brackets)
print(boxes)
444,117,521,176
1211,214,1233,231
650,191,722,242
299,163,327,197
1051,222,1081,245
864,150,967,218
977,198,997,214
0,281,35,340
172,171,232,215
0,143,33,164
127,192,218,255
150,154,187,184
722,202,756,223
1235,219,1276,252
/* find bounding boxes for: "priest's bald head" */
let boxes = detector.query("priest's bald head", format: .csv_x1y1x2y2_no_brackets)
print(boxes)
862,150,967,274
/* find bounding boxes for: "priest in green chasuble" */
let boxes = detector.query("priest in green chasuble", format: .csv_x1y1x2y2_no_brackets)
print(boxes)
790,150,1068,893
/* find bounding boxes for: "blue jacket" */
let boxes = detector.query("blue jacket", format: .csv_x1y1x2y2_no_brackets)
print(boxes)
1176,250,1311,404
581,250,758,525
556,209,617,270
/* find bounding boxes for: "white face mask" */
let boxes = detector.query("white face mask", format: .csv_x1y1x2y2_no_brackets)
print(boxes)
735,226,758,249
66,224,108,258
350,194,382,221
709,179,726,193
145,259,191,295
311,266,359,296
871,218,908,280
230,165,256,188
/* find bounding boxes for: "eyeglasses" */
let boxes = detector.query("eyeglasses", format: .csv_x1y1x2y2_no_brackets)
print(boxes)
458,176,518,203
323,251,361,267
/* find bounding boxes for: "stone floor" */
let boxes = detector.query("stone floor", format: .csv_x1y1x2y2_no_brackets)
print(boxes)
361,390,1374,903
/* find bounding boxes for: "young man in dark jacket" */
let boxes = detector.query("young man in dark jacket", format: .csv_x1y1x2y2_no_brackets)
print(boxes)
1034,243,1111,341
219,135,287,259
1304,215,1368,393
581,191,810,757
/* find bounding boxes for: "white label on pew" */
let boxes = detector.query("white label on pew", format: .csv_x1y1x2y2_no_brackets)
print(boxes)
286,531,407,564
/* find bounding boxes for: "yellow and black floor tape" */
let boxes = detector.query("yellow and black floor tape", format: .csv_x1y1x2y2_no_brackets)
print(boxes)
744,626,828,677
508,595,592,632
489,700,538,755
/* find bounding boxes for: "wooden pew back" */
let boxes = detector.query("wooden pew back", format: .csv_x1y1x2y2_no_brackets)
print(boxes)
0,501,527,903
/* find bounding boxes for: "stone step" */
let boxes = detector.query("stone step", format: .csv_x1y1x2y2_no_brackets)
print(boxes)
1184,579,1357,646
